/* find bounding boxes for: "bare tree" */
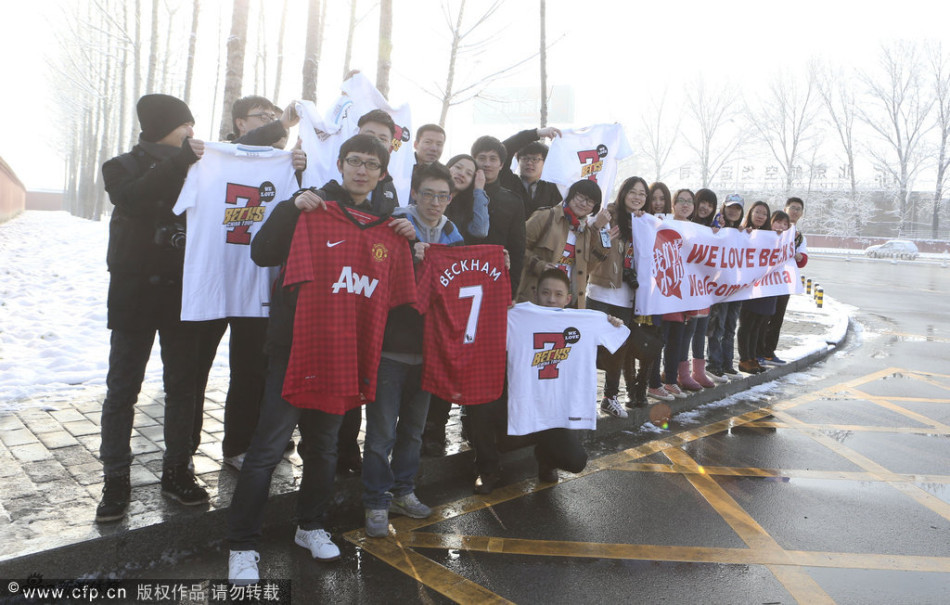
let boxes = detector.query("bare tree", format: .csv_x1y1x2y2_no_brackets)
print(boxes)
145,0,159,94
183,0,200,104
638,86,680,183
302,0,324,102
816,60,859,202
209,0,226,139
747,68,820,192
342,0,358,79
273,0,289,101
376,0,393,98
539,0,547,127
220,0,250,140
857,41,934,235
130,0,143,147
927,42,950,239
428,0,538,128
683,77,747,188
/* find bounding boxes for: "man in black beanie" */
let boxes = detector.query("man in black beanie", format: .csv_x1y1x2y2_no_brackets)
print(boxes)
96,93,208,522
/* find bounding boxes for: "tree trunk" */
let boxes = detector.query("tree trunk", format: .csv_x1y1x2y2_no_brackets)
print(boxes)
130,0,143,147
342,0,357,79
220,0,250,140
184,0,200,104
439,0,465,127
376,0,393,99
273,0,288,101
209,1,225,139
539,0,547,127
116,0,129,156
301,0,323,102
145,0,159,94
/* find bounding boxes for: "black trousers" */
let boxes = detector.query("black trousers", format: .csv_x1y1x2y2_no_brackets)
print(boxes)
760,294,790,358
467,381,588,476
193,317,268,458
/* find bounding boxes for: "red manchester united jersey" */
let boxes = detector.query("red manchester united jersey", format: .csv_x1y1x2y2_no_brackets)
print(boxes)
282,201,416,413
414,244,510,404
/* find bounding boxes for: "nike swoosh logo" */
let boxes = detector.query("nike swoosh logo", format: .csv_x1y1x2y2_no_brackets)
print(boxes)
326,240,345,248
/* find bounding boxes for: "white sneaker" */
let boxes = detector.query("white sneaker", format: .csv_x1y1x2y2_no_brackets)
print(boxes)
600,396,628,418
228,550,260,585
224,453,246,471
294,527,341,561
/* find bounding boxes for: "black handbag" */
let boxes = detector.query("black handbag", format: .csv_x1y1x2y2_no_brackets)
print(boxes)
627,323,663,361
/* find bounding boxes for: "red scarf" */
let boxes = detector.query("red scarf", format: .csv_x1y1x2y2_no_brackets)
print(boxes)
562,204,581,230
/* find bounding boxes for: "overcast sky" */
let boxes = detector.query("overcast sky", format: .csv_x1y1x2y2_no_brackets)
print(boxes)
4,0,950,192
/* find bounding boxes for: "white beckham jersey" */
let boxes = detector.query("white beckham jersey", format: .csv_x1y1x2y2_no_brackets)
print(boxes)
541,123,633,204
173,142,298,320
506,302,629,435
297,73,413,206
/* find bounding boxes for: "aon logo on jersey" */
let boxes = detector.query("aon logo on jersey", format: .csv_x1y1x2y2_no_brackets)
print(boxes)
331,266,379,298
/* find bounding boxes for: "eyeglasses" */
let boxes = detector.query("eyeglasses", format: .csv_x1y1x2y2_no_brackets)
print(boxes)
417,189,452,203
344,156,382,171
519,155,544,165
246,112,277,123
629,190,648,198
675,198,694,205
572,195,596,207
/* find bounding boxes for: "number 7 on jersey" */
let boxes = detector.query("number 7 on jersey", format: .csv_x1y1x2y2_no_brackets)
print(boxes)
458,285,483,344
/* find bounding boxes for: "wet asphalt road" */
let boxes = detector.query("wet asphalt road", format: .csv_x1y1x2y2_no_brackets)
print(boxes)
117,256,950,604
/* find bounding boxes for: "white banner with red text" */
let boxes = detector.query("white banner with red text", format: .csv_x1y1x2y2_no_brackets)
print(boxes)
631,214,803,315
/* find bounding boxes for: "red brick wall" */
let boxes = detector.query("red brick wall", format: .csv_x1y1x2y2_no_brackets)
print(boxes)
0,157,26,223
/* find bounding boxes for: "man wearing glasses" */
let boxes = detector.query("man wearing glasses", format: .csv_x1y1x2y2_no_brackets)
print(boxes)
227,134,414,583
361,163,463,539
500,127,564,219
228,96,298,149
190,95,307,474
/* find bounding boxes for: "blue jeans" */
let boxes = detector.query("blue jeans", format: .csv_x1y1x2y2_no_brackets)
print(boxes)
100,326,198,476
228,356,343,551
362,357,431,510
707,302,741,370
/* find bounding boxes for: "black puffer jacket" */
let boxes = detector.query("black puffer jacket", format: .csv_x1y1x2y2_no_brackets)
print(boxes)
101,138,199,330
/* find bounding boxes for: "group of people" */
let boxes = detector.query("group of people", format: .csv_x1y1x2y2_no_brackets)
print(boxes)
94,88,807,585
588,188,808,421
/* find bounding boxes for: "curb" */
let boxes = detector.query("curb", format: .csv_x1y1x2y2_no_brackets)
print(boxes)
0,301,851,578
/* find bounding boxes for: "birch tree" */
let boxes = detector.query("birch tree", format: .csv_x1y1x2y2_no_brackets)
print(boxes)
183,0,200,104
219,0,250,140
377,0,393,99
302,0,324,102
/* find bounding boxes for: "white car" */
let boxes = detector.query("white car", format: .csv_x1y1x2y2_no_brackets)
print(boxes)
865,240,919,260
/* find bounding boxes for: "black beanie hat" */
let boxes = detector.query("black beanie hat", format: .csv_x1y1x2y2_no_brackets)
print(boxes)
565,179,603,214
137,94,194,143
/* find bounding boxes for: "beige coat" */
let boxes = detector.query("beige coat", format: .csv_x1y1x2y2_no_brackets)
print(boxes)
515,205,609,308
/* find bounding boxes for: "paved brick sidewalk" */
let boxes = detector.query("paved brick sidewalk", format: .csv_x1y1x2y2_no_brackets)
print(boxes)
0,293,846,569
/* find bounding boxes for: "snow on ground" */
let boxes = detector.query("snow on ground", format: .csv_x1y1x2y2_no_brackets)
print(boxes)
0,211,227,409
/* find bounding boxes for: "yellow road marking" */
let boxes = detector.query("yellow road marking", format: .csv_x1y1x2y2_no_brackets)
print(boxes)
663,447,835,602
402,533,950,573
348,367,950,603
844,389,950,429
744,420,950,436
346,532,512,604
